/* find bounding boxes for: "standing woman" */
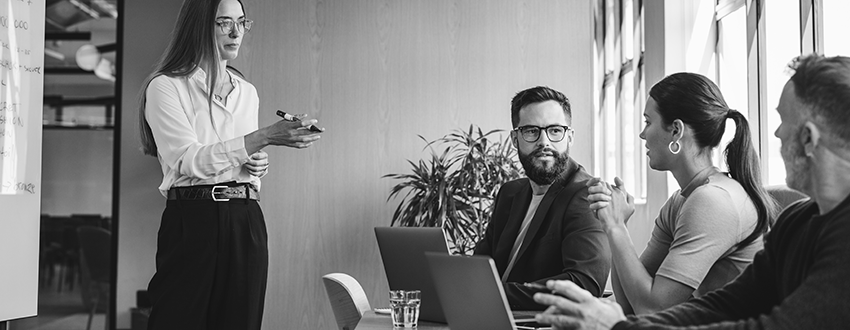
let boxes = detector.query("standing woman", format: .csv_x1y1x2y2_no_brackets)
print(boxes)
139,0,322,328
587,72,776,315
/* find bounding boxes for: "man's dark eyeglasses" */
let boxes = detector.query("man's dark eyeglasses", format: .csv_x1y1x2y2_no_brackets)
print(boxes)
215,19,254,34
513,125,571,143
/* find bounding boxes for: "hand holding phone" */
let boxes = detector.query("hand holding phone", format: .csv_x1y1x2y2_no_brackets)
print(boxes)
523,282,549,291
524,282,569,298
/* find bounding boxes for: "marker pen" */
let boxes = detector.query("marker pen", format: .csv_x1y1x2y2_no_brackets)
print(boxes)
276,110,325,132
276,110,299,122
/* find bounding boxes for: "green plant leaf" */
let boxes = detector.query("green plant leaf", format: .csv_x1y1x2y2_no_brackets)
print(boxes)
384,124,524,254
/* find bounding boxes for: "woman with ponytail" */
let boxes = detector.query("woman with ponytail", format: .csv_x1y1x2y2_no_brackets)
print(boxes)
586,72,777,315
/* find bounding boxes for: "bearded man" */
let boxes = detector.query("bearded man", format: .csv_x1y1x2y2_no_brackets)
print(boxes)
473,86,611,311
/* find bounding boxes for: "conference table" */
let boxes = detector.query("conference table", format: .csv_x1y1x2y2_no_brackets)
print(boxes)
355,310,553,330
355,311,450,330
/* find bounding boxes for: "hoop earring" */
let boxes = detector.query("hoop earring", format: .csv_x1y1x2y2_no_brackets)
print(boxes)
668,140,681,155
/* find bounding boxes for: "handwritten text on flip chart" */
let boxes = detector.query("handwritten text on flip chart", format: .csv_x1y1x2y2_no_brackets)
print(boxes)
0,0,43,195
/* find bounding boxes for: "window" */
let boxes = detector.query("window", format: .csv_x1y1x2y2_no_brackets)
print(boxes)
711,0,831,187
727,0,837,186
715,4,749,172
763,0,802,185
716,6,748,117
715,0,804,185
596,0,842,209
822,0,850,56
593,0,646,199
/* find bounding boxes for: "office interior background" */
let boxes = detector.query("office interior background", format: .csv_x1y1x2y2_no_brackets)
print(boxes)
7,0,850,329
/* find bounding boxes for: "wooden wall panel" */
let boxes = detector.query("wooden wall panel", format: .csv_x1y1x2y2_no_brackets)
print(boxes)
232,1,594,328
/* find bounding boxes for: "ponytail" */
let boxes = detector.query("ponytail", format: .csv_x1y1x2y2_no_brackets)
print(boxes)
724,110,778,248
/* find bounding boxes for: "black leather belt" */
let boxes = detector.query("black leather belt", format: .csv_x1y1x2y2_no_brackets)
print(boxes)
167,184,260,201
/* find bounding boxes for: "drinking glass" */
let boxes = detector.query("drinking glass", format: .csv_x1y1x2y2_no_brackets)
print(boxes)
388,290,420,328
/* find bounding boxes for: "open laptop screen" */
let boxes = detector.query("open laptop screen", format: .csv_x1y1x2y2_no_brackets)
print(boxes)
374,227,450,323
425,253,552,330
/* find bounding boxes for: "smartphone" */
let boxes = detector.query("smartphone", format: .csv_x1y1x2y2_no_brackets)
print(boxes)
523,282,549,291
523,282,565,297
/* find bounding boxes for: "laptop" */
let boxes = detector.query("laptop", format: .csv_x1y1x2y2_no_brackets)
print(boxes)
374,227,450,323
424,253,551,330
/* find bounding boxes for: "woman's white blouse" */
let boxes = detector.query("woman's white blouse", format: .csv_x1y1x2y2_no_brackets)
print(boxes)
145,68,262,197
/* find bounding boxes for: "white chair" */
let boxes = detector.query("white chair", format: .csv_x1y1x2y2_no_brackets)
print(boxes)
322,273,372,330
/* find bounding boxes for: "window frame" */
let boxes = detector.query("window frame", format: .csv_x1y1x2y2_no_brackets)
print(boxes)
593,0,647,201
715,0,823,184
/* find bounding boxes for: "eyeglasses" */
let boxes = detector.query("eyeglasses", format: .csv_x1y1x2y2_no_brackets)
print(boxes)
215,18,254,34
513,125,571,142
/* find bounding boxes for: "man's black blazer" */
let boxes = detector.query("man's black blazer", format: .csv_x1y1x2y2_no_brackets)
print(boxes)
474,158,611,310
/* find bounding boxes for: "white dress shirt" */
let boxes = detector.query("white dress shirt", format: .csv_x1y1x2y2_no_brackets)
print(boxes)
145,68,263,197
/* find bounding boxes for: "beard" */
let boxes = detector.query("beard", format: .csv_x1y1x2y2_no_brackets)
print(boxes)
519,146,570,185
782,129,810,192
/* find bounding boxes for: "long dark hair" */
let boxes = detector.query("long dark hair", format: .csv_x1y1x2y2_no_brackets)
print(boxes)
138,0,245,156
649,72,777,248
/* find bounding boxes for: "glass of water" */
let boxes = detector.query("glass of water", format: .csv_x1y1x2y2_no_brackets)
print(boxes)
389,290,421,328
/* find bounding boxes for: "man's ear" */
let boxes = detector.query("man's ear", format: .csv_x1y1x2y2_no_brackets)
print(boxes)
567,127,575,148
510,130,518,148
801,121,821,157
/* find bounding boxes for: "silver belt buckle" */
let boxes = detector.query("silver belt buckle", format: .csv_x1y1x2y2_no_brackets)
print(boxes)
211,185,231,202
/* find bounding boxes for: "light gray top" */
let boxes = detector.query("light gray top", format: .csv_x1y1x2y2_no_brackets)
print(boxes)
640,167,762,297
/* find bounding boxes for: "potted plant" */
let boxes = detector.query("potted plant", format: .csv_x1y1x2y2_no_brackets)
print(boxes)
384,125,524,255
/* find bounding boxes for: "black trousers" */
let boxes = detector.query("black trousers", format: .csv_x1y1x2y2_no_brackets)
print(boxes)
147,197,268,330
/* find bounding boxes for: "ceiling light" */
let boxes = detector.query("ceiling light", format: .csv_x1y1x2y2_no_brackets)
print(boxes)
75,44,99,70
93,58,114,82
75,43,115,81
